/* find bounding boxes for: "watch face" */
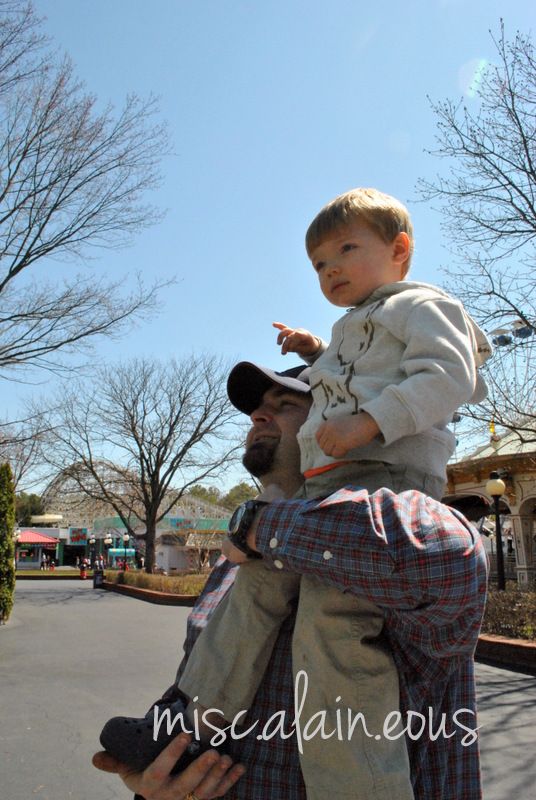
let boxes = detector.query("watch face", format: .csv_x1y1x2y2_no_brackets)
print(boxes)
228,503,246,535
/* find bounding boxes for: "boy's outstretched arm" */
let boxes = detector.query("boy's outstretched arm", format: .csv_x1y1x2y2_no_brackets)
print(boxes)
273,321,325,359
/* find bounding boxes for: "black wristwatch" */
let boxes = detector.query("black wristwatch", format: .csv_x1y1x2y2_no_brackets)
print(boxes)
227,500,268,558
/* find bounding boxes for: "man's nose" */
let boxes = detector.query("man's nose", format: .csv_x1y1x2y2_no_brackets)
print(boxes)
250,404,274,423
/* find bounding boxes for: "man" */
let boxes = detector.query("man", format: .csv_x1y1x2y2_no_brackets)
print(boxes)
93,362,487,800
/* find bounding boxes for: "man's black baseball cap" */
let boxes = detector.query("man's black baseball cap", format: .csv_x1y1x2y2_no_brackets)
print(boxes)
227,362,311,415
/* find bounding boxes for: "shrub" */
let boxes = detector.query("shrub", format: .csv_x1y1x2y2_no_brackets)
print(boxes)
105,569,207,595
482,585,536,641
0,463,16,623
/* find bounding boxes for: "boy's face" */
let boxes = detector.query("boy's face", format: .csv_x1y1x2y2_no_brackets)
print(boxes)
309,220,410,308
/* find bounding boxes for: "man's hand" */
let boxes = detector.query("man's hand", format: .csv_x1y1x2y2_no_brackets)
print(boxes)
93,733,245,800
273,321,322,357
316,412,380,458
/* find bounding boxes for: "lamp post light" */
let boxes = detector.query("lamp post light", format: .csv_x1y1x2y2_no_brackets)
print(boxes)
122,533,130,571
486,471,506,591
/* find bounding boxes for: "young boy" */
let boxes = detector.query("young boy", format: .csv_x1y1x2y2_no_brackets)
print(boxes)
100,188,491,799
273,186,490,497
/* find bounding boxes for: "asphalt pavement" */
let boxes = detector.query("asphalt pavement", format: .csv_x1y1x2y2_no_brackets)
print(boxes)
1,580,188,800
1,580,535,800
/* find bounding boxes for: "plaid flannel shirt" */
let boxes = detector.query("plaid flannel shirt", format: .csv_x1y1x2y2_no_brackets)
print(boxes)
176,487,487,800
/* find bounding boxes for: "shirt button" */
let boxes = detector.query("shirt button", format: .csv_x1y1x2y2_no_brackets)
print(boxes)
323,550,333,560
274,560,284,569
269,537,278,549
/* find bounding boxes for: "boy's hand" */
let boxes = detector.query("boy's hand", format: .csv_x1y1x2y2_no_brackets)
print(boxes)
273,322,322,357
93,733,245,799
316,412,380,458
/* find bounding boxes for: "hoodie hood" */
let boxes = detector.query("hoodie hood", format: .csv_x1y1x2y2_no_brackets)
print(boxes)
362,281,493,371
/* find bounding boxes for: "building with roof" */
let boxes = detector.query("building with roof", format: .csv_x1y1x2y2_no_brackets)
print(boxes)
92,513,229,573
154,517,229,573
15,464,232,570
447,431,536,587
14,530,58,569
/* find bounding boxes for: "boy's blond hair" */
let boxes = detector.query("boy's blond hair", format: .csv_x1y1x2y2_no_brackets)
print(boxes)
305,187,414,276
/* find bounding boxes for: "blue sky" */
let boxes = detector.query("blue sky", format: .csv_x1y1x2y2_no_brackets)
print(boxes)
9,0,536,487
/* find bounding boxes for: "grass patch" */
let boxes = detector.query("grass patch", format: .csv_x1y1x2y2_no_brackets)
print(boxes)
482,584,536,641
16,569,89,577
105,570,207,595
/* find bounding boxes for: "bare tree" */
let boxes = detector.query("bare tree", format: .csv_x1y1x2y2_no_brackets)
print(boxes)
0,1,48,98
418,21,536,446
41,356,241,572
0,409,50,490
0,2,170,379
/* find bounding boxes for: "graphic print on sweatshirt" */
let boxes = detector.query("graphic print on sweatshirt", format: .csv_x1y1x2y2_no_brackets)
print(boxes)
311,298,386,421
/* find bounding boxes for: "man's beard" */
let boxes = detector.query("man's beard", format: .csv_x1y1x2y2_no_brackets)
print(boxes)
242,440,277,478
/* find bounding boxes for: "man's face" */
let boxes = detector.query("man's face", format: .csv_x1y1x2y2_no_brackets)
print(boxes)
242,385,311,480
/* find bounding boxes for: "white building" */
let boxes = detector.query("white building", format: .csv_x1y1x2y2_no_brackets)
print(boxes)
447,432,536,588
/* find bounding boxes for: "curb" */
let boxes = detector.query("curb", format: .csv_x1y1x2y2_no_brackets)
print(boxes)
16,574,92,580
476,633,536,672
101,583,536,672
101,581,197,606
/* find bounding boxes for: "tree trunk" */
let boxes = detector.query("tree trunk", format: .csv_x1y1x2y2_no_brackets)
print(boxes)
145,518,157,574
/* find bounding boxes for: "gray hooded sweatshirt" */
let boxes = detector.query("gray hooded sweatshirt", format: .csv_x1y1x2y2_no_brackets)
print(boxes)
298,281,492,480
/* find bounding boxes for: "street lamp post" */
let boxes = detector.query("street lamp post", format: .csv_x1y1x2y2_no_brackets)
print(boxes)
88,535,96,568
486,471,506,591
13,530,20,568
103,533,112,567
122,533,130,571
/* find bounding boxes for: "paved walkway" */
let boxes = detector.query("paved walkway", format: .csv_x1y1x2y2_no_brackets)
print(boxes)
1,581,188,800
477,661,536,798
1,580,535,799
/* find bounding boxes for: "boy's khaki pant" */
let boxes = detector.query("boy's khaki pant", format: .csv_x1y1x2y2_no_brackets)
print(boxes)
179,463,444,799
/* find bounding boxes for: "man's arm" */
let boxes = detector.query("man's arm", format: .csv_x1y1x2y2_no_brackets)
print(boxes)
238,488,488,660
